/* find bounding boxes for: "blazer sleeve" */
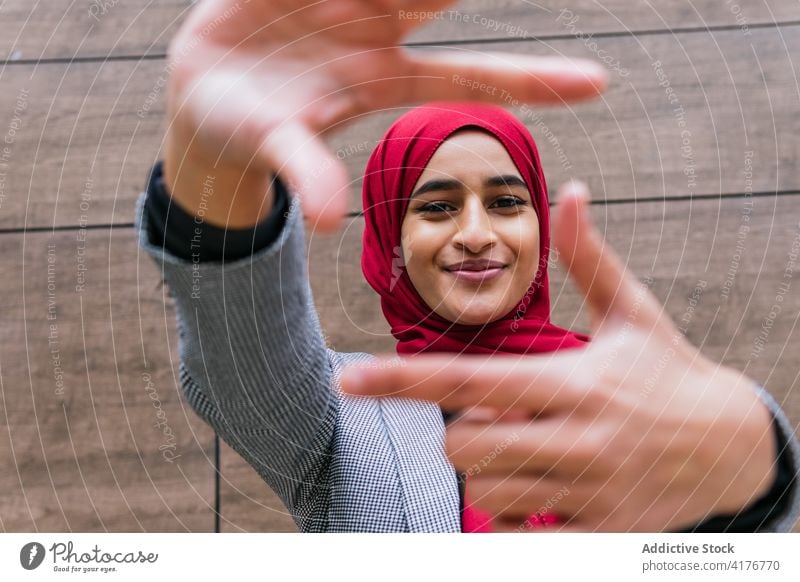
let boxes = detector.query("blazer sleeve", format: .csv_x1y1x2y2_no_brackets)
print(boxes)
751,387,800,531
134,185,336,518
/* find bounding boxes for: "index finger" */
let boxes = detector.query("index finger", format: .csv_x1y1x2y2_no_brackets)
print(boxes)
340,352,579,413
408,51,608,106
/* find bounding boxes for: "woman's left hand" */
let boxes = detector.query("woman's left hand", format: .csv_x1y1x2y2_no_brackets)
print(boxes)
341,181,778,532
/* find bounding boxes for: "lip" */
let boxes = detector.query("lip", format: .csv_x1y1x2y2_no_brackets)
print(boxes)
443,259,507,283
444,259,506,271
446,267,506,283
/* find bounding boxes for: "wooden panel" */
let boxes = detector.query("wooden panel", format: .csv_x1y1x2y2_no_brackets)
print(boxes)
0,0,191,60
219,442,298,532
0,58,167,230
3,0,798,533
2,26,797,229
408,0,800,43
0,228,215,531
3,0,800,60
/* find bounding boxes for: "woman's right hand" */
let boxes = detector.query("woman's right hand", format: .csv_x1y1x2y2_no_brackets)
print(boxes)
164,0,607,231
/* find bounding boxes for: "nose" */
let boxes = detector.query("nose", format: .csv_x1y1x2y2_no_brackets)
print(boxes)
451,197,498,254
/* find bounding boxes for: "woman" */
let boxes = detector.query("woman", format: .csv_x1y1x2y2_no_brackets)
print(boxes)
140,101,588,532
360,102,591,530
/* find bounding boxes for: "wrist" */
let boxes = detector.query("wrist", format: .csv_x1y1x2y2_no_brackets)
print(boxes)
163,125,275,229
706,370,777,516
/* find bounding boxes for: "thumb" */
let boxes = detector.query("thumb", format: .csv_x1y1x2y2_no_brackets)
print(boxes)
552,181,665,333
259,121,350,233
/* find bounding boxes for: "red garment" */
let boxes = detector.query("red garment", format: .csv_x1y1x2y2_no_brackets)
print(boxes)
360,102,589,531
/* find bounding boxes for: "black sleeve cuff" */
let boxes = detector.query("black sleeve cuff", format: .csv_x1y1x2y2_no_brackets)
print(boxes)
143,160,290,262
679,415,796,532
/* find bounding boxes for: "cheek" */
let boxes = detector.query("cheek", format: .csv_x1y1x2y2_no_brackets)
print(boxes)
505,218,540,285
401,222,442,288
401,219,468,315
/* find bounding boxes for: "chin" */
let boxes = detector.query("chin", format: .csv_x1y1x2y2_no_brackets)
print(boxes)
446,299,508,326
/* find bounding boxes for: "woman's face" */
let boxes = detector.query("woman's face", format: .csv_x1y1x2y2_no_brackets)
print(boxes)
400,130,540,326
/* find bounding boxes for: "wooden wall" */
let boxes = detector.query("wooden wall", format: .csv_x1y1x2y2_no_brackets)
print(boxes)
1,1,798,532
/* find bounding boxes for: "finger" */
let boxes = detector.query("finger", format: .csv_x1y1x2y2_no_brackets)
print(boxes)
259,121,350,233
446,405,498,425
519,523,590,533
447,421,599,476
519,512,593,533
382,0,457,11
492,518,585,533
407,50,607,105
340,353,578,414
493,515,589,533
450,406,536,425
384,0,456,8
179,71,351,233
552,181,667,333
466,475,581,519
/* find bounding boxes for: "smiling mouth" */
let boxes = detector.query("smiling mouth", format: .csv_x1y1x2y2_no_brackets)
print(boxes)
444,265,507,283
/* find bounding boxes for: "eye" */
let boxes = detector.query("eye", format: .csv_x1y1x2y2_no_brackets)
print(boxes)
491,196,527,209
418,201,456,213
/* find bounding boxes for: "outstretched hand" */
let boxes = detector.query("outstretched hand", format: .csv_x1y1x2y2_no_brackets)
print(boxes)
341,181,777,532
164,0,606,231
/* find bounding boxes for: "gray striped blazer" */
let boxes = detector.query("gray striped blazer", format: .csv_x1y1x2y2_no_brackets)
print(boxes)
135,192,800,532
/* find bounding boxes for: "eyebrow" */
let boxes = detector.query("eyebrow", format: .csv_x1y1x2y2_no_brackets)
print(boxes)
410,174,528,199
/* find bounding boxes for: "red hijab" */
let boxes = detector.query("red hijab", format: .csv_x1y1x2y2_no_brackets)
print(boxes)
361,102,588,355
